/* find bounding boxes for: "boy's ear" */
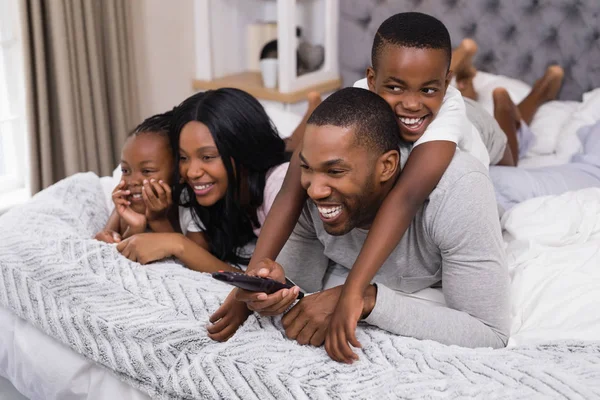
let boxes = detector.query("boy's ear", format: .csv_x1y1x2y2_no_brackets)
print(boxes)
377,149,400,183
366,67,376,92
444,70,452,90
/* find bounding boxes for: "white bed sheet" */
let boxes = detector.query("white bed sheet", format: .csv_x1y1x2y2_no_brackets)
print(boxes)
0,307,149,400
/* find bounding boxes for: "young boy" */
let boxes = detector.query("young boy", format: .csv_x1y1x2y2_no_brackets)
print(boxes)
209,12,485,361
95,112,177,243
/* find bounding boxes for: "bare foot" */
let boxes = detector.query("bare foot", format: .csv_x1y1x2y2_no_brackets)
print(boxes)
517,65,564,125
493,88,520,165
451,38,478,77
307,91,322,113
533,65,564,102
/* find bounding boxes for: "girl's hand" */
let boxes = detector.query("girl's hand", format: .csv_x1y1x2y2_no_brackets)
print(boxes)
112,180,146,231
143,179,172,222
94,229,122,244
116,232,179,264
208,288,253,342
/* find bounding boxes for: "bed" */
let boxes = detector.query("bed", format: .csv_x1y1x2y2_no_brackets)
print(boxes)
2,1,600,399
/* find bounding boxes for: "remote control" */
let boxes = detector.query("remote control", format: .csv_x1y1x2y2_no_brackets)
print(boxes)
212,271,304,299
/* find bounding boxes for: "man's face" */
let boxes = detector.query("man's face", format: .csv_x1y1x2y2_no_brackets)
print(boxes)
367,45,450,143
299,124,385,236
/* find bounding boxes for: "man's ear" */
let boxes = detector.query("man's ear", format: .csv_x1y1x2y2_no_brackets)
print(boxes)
376,149,400,183
366,67,376,92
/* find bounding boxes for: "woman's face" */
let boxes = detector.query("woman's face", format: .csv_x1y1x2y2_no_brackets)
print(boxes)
178,121,229,207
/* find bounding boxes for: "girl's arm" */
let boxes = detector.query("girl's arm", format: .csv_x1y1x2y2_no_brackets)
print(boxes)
94,209,124,243
116,230,239,273
325,140,456,363
247,149,307,270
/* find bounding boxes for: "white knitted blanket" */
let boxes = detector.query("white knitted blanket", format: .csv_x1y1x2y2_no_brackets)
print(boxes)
1,173,599,399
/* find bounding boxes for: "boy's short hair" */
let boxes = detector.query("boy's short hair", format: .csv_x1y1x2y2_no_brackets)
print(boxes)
129,110,173,139
307,87,399,155
371,12,451,71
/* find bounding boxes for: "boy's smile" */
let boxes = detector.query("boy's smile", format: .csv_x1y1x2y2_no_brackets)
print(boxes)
367,45,451,143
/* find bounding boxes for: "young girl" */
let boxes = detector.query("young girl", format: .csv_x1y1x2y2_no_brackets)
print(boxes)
115,89,289,327
95,112,178,244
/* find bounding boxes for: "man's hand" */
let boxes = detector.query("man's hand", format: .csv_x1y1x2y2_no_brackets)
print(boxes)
112,180,146,232
116,232,179,264
208,288,253,341
143,179,172,222
234,258,300,316
324,290,364,363
94,229,122,244
281,286,342,347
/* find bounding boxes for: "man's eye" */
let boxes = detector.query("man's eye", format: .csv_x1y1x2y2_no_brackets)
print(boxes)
179,155,188,161
328,169,344,175
300,164,309,170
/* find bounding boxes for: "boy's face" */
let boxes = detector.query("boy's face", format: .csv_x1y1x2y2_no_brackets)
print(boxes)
367,45,451,143
120,134,174,214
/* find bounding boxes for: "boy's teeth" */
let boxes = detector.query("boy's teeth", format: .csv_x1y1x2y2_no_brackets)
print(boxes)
318,205,342,218
400,117,423,126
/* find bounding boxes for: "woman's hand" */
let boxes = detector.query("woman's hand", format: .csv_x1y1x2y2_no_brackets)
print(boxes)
116,232,182,264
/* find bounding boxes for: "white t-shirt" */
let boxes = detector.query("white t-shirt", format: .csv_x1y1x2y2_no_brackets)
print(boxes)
353,78,490,167
179,162,289,236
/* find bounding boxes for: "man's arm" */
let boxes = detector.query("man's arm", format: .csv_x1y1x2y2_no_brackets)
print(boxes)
364,171,510,348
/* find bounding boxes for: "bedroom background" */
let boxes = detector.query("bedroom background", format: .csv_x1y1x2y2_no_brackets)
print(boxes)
1,1,600,399
1,0,599,214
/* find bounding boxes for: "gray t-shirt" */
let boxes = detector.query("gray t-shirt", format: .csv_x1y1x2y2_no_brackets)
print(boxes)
464,97,508,165
277,150,510,348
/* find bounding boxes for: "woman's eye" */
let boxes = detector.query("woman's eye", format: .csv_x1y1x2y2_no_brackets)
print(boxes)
300,164,309,170
142,169,154,175
202,155,218,161
121,168,130,174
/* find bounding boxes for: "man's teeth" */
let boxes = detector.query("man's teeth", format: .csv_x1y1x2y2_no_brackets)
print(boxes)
194,183,213,190
399,116,424,126
318,205,342,219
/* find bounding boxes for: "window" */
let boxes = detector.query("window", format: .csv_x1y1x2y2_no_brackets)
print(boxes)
0,0,29,209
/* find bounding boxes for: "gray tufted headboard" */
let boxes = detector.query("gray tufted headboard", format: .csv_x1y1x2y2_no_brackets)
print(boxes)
339,0,600,100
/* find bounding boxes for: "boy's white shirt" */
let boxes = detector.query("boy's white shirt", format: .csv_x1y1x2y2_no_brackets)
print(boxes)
353,78,490,168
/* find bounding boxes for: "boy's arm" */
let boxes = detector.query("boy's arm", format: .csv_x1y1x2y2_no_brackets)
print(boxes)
363,171,510,348
326,141,456,363
247,149,307,269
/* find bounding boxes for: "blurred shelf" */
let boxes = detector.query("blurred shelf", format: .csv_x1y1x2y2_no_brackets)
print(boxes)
192,71,341,103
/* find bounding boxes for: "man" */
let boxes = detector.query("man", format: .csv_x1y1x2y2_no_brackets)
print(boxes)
236,87,510,358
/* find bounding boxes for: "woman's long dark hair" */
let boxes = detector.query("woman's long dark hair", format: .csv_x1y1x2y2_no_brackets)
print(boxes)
172,88,286,264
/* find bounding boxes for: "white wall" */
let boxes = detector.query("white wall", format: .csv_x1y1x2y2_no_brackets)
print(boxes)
131,0,197,118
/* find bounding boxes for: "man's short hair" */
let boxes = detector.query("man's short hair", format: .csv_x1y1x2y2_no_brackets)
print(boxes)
307,87,399,154
371,12,451,71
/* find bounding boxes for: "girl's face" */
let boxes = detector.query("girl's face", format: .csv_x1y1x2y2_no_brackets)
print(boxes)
179,121,229,207
120,133,173,214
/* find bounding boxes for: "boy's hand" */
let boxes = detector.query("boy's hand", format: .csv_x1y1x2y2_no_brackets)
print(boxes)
112,180,146,231
94,229,122,244
208,288,252,341
143,179,172,222
324,291,363,364
234,258,300,316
